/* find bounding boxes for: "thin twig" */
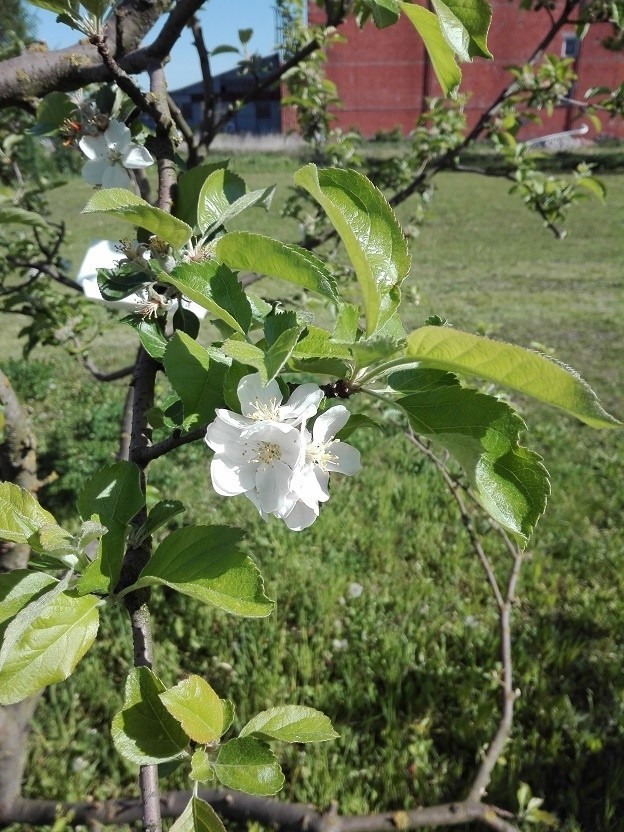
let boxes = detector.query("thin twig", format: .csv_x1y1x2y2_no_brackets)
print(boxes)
405,431,523,802
189,15,215,148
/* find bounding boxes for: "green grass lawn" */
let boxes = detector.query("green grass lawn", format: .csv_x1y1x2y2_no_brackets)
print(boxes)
2,160,623,832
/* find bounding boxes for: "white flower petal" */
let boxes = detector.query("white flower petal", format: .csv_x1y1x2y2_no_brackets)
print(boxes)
313,405,350,443
326,442,360,475
279,384,323,424
210,456,253,496
205,416,246,453
81,158,109,185
79,134,108,161
213,409,253,430
282,500,319,531
255,461,293,513
238,373,282,417
104,119,131,149
291,465,328,508
245,489,270,522
101,164,132,189
123,144,155,169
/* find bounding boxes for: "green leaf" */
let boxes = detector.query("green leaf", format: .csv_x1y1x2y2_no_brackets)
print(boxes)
293,165,410,334
367,0,400,27
429,0,492,61
27,523,74,559
333,303,360,342
0,583,99,705
198,169,245,230
292,326,354,360
132,526,273,617
190,749,215,782
0,482,57,545
399,3,461,96
264,310,298,346
80,0,110,18
0,570,56,630
97,266,147,302
197,169,274,234
162,261,252,334
170,797,226,832
136,500,185,542
213,737,284,795
215,232,338,302
122,315,168,359
160,675,229,743
174,160,229,228
75,521,126,595
24,0,71,14
388,367,460,393
405,327,622,428
0,204,50,228
163,332,227,427
239,706,339,743
238,27,253,44
399,386,550,541
111,667,189,765
211,44,240,56
223,326,303,384
78,461,144,526
77,462,144,591
82,189,192,249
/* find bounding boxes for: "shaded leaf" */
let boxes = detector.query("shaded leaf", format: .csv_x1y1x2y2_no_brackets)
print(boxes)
163,332,227,427
111,667,189,765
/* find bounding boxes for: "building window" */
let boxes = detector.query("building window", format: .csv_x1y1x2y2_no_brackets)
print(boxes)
562,34,580,59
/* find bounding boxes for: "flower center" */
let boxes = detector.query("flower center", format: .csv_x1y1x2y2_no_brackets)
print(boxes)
256,441,282,464
107,147,123,165
306,443,337,472
250,398,281,421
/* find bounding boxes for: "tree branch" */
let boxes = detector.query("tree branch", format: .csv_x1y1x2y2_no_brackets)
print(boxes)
1,791,519,831
0,0,172,109
388,0,582,209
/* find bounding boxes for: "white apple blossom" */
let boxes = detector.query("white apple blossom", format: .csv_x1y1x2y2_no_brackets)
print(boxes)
79,119,154,189
277,405,361,531
237,373,323,426
205,375,360,531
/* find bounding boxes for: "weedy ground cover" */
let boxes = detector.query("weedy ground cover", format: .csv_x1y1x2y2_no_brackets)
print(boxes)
2,161,623,832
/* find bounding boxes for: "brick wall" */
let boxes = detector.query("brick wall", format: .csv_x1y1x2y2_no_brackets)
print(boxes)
303,1,624,139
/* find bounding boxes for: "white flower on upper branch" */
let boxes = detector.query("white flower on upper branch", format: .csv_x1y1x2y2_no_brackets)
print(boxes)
79,119,154,189
204,374,360,530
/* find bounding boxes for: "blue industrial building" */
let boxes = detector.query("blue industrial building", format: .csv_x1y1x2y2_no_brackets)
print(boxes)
170,54,281,136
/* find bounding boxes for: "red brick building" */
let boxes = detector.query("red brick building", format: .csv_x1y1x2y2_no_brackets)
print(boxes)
285,1,624,139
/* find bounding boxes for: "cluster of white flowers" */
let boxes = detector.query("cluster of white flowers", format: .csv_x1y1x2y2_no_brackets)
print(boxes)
205,373,361,531
79,118,154,189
